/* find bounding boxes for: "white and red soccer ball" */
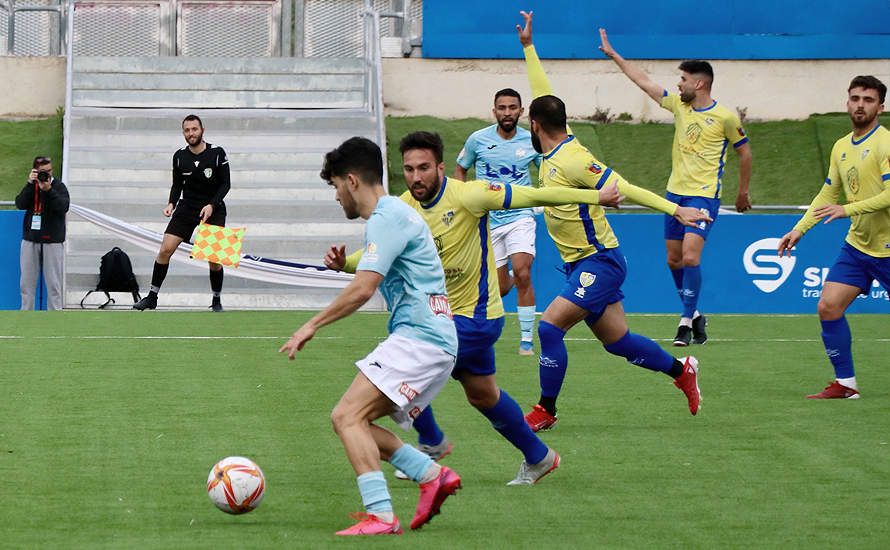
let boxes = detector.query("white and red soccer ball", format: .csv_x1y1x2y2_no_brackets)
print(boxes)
207,456,266,514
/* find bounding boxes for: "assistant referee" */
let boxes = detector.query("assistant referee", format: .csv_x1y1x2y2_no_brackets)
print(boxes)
134,114,231,311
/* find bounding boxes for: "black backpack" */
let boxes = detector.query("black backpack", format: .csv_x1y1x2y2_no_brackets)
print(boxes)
80,247,142,309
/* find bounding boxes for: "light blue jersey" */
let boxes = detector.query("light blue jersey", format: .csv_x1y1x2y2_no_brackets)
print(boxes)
456,124,541,229
356,196,458,355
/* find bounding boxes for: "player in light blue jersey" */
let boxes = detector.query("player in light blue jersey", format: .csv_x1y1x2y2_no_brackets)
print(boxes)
455,88,543,355
280,137,461,536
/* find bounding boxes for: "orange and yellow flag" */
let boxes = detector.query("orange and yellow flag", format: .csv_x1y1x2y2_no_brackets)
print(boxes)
191,224,246,267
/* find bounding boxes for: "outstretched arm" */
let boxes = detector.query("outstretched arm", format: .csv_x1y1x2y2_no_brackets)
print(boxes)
518,11,553,99
461,180,623,215
598,28,664,103
279,270,382,359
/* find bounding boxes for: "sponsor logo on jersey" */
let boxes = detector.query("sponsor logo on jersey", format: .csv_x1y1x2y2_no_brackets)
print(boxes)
365,242,379,263
846,166,860,194
685,123,703,144
487,182,503,192
743,237,796,293
841,152,847,162
737,126,746,137
587,162,603,175
428,294,453,319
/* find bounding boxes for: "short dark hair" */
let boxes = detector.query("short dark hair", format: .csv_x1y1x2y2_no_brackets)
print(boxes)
33,156,51,169
319,136,383,186
849,75,887,104
678,60,714,83
182,114,203,128
494,88,522,106
528,95,567,133
399,131,444,164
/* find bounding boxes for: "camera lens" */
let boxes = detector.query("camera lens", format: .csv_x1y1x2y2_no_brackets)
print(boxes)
37,171,50,183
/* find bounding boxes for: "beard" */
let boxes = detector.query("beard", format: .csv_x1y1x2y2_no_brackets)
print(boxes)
679,89,696,103
497,118,517,134
530,130,543,154
851,110,877,130
187,132,203,146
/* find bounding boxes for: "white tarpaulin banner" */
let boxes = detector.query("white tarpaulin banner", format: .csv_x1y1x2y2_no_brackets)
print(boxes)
70,203,353,289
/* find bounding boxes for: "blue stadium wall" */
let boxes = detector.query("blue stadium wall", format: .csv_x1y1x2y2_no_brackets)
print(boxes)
423,0,890,59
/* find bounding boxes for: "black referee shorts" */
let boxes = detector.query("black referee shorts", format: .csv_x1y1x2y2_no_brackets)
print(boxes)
164,201,227,241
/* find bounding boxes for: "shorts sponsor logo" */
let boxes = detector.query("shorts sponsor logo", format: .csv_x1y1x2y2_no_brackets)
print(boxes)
743,237,796,293
399,382,418,401
409,406,422,419
574,287,585,298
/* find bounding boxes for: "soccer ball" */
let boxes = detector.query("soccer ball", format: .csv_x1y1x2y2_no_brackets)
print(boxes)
207,456,266,514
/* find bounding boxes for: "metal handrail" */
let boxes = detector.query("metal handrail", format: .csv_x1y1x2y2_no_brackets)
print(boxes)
60,0,72,185
363,3,388,191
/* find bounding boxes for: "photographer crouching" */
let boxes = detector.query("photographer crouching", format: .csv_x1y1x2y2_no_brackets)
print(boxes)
15,156,70,310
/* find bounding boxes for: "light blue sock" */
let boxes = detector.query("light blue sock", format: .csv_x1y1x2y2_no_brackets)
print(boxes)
821,317,854,379
517,305,536,342
356,471,392,514
682,265,702,319
389,444,434,483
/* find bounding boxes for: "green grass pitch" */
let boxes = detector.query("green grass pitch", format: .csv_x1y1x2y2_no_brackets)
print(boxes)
2,311,889,548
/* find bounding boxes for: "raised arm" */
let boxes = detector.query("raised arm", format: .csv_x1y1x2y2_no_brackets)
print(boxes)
517,11,553,99
598,28,664,103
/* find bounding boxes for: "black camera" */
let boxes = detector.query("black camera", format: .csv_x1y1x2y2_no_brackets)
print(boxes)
36,170,51,183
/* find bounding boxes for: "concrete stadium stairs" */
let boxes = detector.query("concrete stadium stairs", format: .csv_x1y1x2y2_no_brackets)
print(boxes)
64,57,383,310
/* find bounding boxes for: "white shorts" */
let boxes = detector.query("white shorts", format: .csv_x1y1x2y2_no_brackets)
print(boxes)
355,333,456,430
491,217,537,268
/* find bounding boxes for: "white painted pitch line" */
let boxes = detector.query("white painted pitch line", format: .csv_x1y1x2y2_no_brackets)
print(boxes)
1,335,888,343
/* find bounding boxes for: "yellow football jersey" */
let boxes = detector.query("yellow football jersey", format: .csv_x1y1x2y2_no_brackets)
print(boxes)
400,178,503,319
524,44,680,263
660,92,748,199
794,124,890,257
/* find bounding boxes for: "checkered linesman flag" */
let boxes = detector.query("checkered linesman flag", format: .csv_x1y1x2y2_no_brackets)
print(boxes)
191,223,246,267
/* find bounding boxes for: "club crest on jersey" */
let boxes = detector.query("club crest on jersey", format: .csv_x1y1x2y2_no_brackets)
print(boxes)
548,167,557,178
704,117,715,126
840,152,847,162
587,162,603,175
487,182,503,192
861,148,870,160
441,210,454,226
204,168,213,178
515,148,527,157
846,166,860,194
685,123,703,144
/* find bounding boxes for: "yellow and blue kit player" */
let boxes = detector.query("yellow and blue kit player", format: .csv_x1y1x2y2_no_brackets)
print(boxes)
599,26,753,346
779,76,890,400
517,11,711,431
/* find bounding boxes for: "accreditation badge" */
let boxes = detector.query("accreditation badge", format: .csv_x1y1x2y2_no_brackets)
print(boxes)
30,214,42,230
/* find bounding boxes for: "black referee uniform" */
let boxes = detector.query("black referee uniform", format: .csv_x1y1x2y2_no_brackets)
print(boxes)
166,143,231,239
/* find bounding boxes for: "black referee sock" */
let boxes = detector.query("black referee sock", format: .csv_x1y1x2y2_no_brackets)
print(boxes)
151,261,169,290
209,267,224,294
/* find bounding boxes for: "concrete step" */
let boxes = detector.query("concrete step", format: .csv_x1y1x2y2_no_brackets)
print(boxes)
67,149,336,169
66,168,327,188
67,131,357,151
71,198,346,223
69,185,335,202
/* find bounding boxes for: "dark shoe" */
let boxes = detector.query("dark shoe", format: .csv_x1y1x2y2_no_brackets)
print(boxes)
673,325,692,347
692,315,708,344
210,297,223,312
133,294,158,310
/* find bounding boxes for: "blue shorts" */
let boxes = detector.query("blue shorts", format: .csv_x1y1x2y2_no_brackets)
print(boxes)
559,247,626,325
664,192,720,241
825,242,890,295
453,315,505,378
